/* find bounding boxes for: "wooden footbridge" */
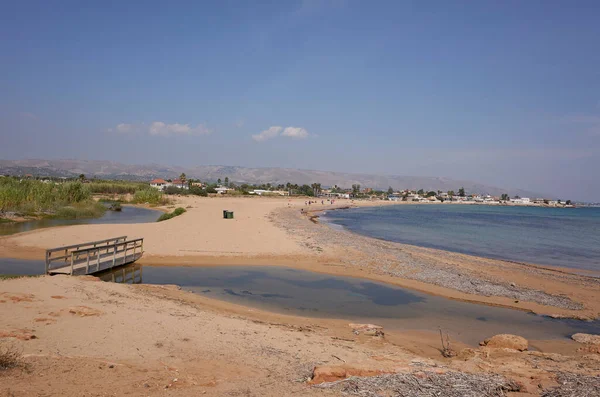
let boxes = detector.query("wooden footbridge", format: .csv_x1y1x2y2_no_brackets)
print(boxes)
45,236,144,276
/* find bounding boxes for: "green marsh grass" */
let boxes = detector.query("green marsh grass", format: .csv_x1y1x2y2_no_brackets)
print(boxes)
0,178,105,219
132,189,170,205
157,207,186,222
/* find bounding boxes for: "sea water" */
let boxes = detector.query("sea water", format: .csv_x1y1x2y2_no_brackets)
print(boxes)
322,205,600,272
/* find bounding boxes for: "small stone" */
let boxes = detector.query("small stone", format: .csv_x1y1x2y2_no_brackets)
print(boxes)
108,364,115,369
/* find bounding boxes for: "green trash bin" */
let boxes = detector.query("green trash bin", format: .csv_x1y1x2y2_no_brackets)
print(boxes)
226,211,234,219
223,210,228,219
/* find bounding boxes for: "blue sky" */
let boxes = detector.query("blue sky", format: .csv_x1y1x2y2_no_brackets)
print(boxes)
1,1,599,200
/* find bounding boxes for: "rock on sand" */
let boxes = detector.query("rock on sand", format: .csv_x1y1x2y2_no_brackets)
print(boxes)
571,333,600,345
480,334,528,351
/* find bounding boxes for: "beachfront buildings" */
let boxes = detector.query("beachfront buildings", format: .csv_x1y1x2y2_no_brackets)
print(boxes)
215,187,235,194
171,179,189,189
150,178,188,190
321,192,351,199
250,189,290,196
150,178,168,189
511,197,531,205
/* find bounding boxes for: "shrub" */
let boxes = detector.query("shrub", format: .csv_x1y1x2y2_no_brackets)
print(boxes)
0,343,22,370
189,186,208,197
132,189,168,205
164,186,188,195
157,207,186,222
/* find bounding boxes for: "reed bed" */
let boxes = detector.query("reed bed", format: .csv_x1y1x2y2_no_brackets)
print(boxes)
131,188,170,205
87,181,149,195
0,178,104,218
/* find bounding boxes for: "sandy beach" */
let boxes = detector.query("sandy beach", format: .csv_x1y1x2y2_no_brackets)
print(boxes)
1,196,600,396
2,196,599,318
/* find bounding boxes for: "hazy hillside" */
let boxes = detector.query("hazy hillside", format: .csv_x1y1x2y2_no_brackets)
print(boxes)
0,159,546,198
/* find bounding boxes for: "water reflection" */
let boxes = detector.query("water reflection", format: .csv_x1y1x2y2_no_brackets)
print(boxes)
1,258,599,346
0,205,161,236
96,264,142,284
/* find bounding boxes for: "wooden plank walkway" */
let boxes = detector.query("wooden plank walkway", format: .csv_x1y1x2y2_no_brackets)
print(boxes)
45,236,144,276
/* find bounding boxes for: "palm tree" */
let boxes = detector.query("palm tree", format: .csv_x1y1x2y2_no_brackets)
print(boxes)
179,173,187,188
311,183,322,197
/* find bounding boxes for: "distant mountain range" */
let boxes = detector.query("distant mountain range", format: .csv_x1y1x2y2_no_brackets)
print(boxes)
0,158,547,198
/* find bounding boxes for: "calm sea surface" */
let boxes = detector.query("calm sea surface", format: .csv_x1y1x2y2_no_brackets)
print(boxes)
322,205,600,272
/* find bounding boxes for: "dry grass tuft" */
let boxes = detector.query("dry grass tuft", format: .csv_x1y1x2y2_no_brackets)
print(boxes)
0,343,22,370
315,370,521,397
542,372,600,397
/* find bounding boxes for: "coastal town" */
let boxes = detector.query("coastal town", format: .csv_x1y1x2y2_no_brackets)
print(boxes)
146,176,575,207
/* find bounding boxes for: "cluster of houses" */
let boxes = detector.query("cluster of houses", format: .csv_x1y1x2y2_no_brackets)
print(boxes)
150,178,191,190
148,178,571,206
386,191,570,207
149,179,290,196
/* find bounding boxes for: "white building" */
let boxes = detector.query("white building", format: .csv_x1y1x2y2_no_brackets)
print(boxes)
511,197,531,205
215,187,235,194
150,179,169,190
251,189,289,196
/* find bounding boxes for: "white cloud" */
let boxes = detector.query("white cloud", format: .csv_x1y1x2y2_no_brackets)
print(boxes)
252,125,310,142
111,121,211,136
252,126,283,141
116,123,135,133
282,126,309,139
149,122,211,136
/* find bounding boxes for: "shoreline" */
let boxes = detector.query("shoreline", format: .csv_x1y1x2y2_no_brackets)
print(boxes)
313,205,600,279
2,196,600,395
1,196,599,320
4,275,598,396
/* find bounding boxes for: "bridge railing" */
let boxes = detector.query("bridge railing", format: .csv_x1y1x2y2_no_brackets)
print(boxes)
67,238,144,275
45,236,140,274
